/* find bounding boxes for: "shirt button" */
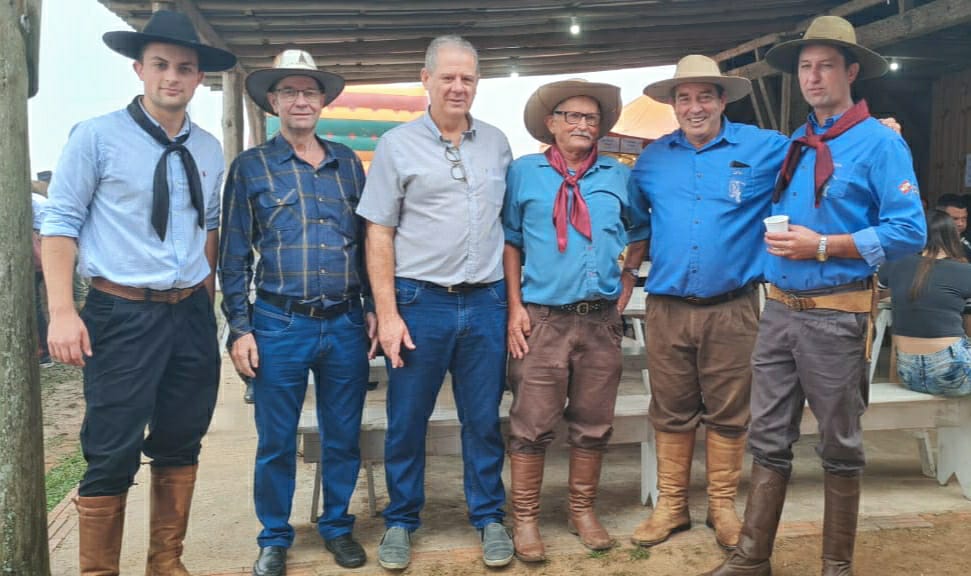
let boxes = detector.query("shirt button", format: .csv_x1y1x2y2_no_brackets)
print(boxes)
318,196,325,201
319,219,325,224
696,195,702,200
320,243,326,248
319,269,326,274
275,198,282,204
692,246,698,250
696,173,702,178
694,220,699,224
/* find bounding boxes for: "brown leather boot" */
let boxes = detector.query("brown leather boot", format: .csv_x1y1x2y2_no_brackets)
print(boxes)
509,452,546,562
145,465,197,576
631,430,694,546
77,493,127,576
700,464,787,576
566,448,615,550
706,430,746,550
821,472,860,576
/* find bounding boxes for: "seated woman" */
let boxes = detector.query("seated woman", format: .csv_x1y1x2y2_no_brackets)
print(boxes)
879,209,971,397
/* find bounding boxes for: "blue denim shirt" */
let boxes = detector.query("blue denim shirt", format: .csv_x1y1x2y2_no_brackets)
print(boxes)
503,153,640,306
766,113,927,291
41,103,223,289
219,134,368,341
629,118,789,298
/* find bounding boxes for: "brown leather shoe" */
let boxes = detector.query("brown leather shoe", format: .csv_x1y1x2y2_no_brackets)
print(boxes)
145,465,197,576
821,472,860,576
509,452,546,562
699,464,787,576
632,430,694,547
566,448,614,550
77,493,127,576
705,430,746,550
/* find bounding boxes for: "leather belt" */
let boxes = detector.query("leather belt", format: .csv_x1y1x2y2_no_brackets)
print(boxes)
422,281,494,294
257,290,353,320
674,283,755,306
553,299,613,315
766,284,871,313
91,277,202,304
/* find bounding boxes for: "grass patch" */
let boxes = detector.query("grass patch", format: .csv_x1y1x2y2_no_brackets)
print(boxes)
45,448,85,511
627,546,651,561
588,549,611,560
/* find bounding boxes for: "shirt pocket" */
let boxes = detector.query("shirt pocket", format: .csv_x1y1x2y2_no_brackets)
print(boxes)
255,187,300,231
725,166,755,204
820,163,860,199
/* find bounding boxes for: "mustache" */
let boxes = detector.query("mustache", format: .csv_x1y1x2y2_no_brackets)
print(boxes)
569,130,593,138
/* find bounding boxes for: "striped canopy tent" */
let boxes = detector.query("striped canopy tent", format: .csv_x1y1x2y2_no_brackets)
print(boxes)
265,84,427,171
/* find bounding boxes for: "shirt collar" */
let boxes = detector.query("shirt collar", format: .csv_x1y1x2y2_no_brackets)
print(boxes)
808,110,845,131
420,107,477,143
535,150,613,173
669,116,737,150
137,97,190,138
270,133,340,167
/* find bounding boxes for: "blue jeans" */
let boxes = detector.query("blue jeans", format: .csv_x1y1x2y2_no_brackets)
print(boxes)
252,297,369,547
383,278,508,531
896,337,971,397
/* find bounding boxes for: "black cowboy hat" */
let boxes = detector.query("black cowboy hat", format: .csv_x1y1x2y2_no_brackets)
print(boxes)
103,10,236,72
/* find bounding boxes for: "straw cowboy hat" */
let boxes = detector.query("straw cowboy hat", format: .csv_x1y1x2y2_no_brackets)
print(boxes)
103,10,236,72
765,15,888,79
523,79,622,144
245,49,346,115
644,55,752,104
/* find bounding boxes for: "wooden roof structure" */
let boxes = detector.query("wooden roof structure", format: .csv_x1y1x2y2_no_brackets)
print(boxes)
97,0,971,87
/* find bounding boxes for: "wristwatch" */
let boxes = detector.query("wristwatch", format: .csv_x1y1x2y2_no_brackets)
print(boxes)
623,267,640,281
816,236,829,262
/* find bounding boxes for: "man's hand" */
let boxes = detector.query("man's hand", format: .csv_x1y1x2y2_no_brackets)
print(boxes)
878,116,901,135
507,303,531,359
378,313,416,369
765,224,822,260
230,333,260,378
617,272,636,313
365,312,379,359
48,308,91,366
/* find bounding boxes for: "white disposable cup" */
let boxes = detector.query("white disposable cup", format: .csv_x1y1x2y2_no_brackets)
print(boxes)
764,215,789,233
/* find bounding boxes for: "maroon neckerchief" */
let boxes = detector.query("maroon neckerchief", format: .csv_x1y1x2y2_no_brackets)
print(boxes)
773,99,871,207
545,143,597,252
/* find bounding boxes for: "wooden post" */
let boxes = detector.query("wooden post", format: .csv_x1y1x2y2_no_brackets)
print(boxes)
222,70,244,166
0,0,51,573
245,95,267,147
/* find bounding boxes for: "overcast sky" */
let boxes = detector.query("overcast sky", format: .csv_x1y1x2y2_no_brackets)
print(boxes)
28,0,675,175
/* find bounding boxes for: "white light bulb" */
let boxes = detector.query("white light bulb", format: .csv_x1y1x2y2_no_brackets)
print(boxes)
570,22,581,35
510,71,519,78
889,61,900,71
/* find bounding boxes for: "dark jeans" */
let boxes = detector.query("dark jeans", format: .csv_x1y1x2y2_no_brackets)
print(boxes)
78,288,220,496
251,297,369,546
383,277,508,531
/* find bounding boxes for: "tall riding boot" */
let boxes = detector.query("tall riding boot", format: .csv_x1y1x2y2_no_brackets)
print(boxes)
821,472,861,576
566,448,615,550
77,493,127,576
701,464,788,576
145,465,198,576
509,452,546,562
632,430,694,546
706,430,747,550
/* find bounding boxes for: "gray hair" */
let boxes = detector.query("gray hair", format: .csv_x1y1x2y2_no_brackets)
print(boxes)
424,35,479,74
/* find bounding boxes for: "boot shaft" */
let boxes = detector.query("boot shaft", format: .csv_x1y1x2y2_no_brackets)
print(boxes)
145,465,198,576
509,452,545,520
76,494,127,576
568,447,604,512
822,472,861,569
655,430,696,502
706,430,746,501
736,464,788,562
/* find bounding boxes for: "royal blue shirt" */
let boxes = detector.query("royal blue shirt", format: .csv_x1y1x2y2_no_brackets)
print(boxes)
503,153,643,306
766,113,926,291
629,118,788,298
219,134,368,342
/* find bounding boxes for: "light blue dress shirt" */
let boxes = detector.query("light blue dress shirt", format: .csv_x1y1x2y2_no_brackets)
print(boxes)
629,118,789,298
503,153,638,306
766,113,926,291
42,102,223,290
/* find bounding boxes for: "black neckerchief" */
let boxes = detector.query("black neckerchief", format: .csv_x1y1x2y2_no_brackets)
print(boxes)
126,96,205,241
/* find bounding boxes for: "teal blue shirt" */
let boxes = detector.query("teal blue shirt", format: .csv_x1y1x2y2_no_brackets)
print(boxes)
503,153,642,306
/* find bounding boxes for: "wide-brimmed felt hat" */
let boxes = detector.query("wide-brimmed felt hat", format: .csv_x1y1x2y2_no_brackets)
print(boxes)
245,50,346,115
644,55,752,104
103,10,236,72
524,79,622,144
765,15,888,79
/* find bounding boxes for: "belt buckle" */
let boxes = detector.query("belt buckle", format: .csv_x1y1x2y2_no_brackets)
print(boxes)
782,292,815,311
684,296,701,305
575,302,590,315
447,285,460,294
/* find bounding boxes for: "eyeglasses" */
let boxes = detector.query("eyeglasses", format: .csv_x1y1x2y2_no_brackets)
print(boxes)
445,145,467,182
552,110,602,126
273,87,324,103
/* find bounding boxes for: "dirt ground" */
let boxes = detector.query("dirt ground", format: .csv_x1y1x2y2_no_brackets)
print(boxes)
41,358,971,576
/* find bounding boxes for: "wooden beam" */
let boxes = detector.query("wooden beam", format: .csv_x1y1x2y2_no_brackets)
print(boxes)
172,0,247,75
222,69,243,165
714,0,888,63
728,0,971,80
